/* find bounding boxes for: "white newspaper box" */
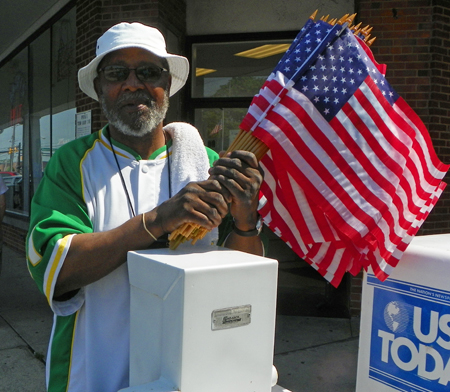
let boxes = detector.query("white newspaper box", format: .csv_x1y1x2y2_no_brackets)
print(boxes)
356,234,450,392
123,246,280,392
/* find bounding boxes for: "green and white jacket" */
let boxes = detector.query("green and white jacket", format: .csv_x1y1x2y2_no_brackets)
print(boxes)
26,123,219,392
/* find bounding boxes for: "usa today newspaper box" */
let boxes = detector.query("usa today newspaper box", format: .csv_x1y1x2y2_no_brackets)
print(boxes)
122,246,286,392
356,234,450,392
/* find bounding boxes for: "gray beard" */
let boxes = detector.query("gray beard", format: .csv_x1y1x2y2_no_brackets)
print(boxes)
100,91,169,137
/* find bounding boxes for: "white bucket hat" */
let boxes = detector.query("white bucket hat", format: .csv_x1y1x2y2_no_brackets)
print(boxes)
78,22,189,101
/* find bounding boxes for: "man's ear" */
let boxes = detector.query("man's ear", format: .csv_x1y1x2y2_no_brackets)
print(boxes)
94,77,101,99
167,74,172,94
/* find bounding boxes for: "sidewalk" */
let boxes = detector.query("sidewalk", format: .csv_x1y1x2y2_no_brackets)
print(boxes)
0,246,51,391
0,245,359,392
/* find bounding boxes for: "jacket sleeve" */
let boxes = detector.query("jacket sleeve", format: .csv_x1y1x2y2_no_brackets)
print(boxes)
26,141,94,315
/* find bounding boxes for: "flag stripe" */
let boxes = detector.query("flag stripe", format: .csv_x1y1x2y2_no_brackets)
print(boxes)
263,152,341,244
395,98,450,175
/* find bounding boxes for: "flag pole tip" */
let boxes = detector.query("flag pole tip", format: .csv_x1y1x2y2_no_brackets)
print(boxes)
367,37,377,46
310,9,318,20
329,18,337,26
352,22,362,31
337,13,349,24
342,13,357,25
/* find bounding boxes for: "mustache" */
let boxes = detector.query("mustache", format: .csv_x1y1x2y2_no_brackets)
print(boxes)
115,91,155,107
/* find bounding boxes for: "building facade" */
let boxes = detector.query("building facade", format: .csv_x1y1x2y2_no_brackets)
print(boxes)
0,0,448,317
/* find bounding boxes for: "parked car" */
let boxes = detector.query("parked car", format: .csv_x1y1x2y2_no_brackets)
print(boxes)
0,171,22,187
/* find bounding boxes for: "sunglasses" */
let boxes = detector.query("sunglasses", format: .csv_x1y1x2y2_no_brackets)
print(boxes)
98,65,169,83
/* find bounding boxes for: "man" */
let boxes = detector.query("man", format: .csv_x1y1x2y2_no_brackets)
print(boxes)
26,22,263,392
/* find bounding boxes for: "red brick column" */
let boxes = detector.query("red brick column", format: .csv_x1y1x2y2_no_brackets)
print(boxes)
350,271,363,317
355,0,450,234
75,0,103,131
427,3,450,233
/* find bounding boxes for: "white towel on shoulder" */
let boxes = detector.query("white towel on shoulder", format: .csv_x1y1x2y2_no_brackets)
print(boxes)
163,122,210,195
163,122,218,247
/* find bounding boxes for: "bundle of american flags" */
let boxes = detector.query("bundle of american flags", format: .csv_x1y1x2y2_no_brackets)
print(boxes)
238,12,449,286
169,12,449,287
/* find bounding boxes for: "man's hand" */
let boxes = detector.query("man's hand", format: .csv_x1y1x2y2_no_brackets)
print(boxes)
152,180,229,235
208,150,263,231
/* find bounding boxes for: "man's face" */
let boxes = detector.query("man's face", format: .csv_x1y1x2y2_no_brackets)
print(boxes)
94,48,171,137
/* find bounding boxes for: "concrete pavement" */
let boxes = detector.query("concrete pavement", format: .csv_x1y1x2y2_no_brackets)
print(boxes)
0,245,51,392
0,245,359,392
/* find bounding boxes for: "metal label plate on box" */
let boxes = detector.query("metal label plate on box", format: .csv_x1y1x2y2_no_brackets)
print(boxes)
211,305,251,331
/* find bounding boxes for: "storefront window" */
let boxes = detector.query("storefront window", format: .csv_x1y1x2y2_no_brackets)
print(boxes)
0,6,76,214
0,48,28,213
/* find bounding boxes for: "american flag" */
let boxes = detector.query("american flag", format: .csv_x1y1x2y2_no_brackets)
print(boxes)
240,20,449,286
209,123,222,136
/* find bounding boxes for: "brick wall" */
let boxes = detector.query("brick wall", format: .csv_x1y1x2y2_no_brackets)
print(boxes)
350,271,363,317
76,0,103,131
428,2,450,233
355,0,450,233
75,0,187,132
3,223,27,255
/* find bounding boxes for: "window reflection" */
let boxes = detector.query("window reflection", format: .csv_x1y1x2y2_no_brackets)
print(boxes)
0,48,27,213
0,124,24,210
37,108,76,170
195,108,247,152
